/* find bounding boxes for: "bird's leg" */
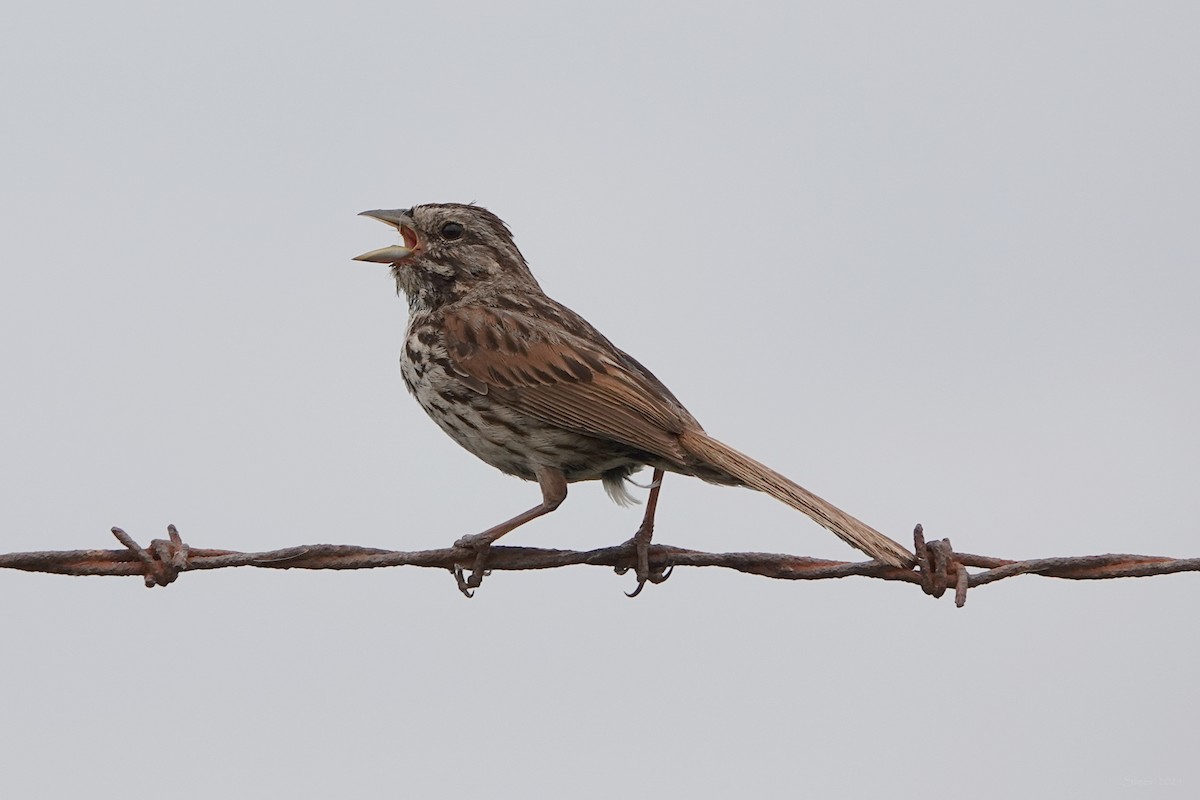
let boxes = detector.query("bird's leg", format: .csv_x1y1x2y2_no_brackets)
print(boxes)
453,468,567,597
626,468,672,597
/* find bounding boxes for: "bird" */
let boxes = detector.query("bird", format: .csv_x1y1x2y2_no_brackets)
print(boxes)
354,203,912,594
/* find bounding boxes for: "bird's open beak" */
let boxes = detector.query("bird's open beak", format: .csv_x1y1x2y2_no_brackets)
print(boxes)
354,209,419,264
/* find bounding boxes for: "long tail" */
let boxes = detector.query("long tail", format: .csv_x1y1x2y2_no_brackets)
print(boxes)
678,429,913,568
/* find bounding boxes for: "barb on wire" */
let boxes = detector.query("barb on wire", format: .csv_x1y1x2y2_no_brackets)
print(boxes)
1,524,1196,606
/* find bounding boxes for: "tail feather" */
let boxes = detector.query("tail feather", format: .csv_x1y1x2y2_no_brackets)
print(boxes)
679,429,913,568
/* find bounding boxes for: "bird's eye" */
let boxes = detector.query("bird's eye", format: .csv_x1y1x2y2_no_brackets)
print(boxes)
441,221,465,240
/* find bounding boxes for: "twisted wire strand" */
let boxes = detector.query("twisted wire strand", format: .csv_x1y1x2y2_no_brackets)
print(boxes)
1,524,1195,607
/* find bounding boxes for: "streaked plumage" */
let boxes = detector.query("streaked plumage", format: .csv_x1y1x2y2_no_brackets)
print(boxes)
355,203,913,589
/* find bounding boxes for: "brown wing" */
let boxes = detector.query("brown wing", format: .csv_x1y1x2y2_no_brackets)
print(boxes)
442,306,695,462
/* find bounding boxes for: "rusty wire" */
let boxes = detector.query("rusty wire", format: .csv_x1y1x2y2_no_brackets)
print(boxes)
1,524,1196,607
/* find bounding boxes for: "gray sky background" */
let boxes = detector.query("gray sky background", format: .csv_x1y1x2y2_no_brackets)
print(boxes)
2,2,1197,797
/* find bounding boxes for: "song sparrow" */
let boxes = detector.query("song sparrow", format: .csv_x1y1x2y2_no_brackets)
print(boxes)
355,203,913,593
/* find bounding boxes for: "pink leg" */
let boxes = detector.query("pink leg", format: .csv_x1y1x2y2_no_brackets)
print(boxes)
627,468,672,597
453,468,568,596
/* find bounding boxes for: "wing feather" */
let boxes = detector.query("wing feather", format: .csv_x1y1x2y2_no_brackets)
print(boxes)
443,306,694,462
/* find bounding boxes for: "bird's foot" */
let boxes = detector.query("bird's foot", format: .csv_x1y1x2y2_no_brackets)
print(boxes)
618,521,673,598
451,532,493,598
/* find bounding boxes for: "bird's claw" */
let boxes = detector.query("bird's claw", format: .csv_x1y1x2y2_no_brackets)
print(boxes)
626,564,673,597
452,534,492,598
621,523,672,598
453,564,476,598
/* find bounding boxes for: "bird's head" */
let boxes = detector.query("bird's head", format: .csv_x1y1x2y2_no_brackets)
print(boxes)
354,203,537,308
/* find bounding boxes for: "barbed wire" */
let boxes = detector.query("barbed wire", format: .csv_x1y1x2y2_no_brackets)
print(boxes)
1,524,1195,606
